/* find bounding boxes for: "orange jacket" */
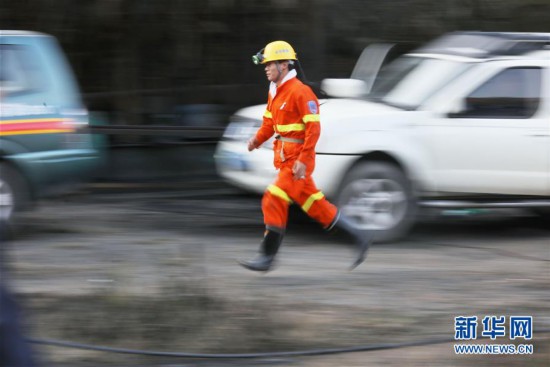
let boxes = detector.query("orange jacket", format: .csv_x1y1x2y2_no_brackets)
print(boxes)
254,76,321,176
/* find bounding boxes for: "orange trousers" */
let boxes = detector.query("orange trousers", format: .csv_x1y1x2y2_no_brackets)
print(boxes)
262,166,338,230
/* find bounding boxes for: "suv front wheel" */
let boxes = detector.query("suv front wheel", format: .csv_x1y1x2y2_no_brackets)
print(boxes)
336,161,416,242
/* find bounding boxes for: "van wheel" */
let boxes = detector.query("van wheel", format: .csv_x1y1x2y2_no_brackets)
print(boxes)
336,161,416,242
0,163,29,223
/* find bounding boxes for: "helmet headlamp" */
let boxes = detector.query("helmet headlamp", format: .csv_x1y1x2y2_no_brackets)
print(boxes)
252,49,265,65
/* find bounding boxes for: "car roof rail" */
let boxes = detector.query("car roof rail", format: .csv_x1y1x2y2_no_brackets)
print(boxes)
415,31,550,58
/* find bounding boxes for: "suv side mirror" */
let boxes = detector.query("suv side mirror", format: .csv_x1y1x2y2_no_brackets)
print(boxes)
321,78,369,99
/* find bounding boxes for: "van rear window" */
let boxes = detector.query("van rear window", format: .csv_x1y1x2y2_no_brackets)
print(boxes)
0,44,47,96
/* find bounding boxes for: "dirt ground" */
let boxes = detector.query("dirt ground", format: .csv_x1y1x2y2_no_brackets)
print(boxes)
3,180,549,366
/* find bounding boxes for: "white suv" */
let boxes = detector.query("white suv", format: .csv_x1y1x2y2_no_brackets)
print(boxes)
215,32,550,241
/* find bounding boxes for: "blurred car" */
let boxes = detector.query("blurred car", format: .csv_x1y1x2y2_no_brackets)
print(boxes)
215,32,550,241
0,31,100,223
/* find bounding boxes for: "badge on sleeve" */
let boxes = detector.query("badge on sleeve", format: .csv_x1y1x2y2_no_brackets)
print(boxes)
307,100,318,114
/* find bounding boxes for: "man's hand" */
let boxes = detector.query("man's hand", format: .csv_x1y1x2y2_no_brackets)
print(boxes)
292,160,306,180
247,137,259,151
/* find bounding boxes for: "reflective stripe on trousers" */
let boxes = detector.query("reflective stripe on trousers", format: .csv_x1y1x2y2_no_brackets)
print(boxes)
262,168,337,229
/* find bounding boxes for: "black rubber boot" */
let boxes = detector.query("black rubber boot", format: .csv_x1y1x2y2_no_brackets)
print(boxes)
239,229,284,272
329,212,372,270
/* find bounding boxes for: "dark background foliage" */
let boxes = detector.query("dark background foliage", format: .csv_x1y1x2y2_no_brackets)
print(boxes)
2,0,550,122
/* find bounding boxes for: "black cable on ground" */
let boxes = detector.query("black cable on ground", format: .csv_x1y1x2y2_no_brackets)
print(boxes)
27,337,454,358
28,329,550,359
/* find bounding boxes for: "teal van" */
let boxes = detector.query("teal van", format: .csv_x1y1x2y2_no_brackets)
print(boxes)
0,31,99,222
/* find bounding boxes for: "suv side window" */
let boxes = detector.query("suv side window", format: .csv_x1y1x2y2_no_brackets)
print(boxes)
0,44,46,97
457,67,542,119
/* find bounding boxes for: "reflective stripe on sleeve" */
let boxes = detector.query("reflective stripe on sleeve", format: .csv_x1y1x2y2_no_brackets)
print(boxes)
264,110,273,119
303,114,320,123
276,123,305,132
267,184,293,203
301,191,325,213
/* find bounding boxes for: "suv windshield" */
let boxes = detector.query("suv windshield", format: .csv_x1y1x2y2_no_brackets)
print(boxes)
369,55,473,110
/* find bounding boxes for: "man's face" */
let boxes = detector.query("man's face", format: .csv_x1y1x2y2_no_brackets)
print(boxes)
264,61,279,83
264,61,288,83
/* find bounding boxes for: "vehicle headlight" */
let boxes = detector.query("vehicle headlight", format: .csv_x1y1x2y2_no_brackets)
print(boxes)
222,116,262,141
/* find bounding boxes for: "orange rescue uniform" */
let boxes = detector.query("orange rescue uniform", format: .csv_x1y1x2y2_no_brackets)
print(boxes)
253,75,338,230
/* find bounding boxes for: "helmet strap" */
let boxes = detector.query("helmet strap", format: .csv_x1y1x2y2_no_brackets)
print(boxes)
275,62,283,82
296,59,308,83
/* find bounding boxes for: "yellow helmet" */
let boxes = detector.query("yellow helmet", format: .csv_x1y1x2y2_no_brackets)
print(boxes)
252,40,298,65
